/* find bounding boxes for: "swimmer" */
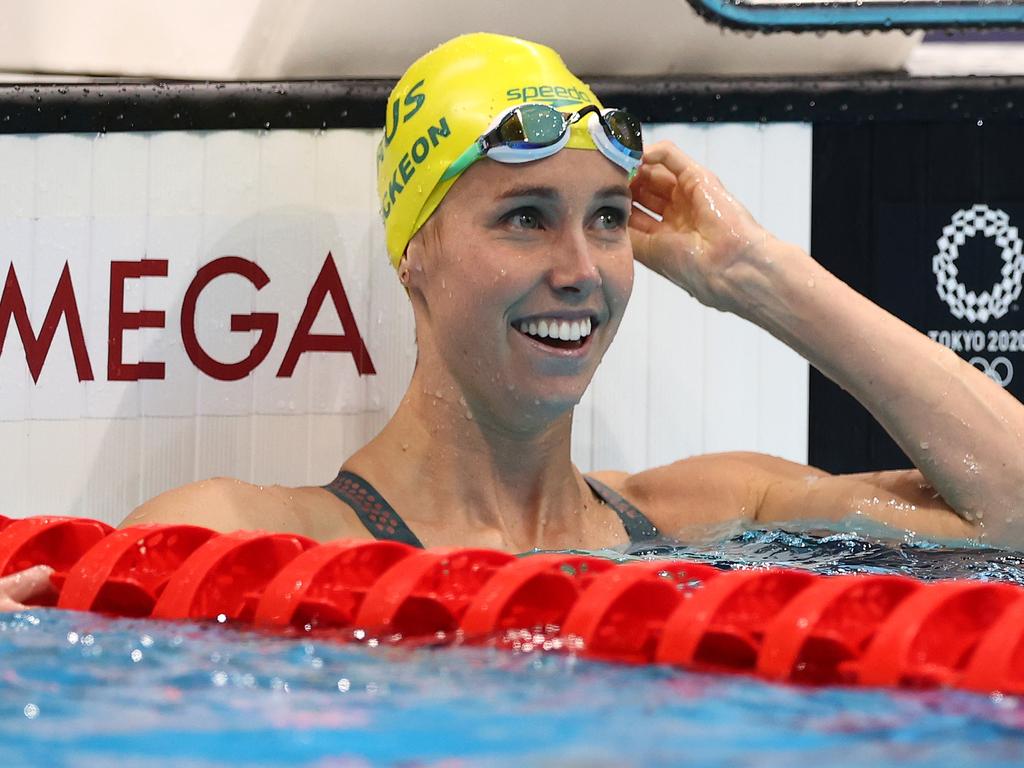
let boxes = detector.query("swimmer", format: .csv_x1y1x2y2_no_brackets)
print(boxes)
5,33,1024,607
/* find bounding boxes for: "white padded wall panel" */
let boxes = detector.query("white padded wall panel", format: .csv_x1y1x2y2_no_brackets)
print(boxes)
589,257,652,472
642,125,711,472
700,125,767,455
757,123,813,463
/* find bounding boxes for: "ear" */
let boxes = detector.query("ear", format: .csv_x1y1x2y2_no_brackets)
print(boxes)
402,224,430,288
397,254,412,286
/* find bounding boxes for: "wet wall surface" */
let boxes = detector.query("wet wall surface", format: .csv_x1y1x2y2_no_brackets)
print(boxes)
2,76,1024,133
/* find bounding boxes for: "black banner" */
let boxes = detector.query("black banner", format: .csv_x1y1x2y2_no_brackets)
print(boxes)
875,202,1024,396
810,121,1024,473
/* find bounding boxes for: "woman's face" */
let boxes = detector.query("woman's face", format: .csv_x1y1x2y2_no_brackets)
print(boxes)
404,148,634,428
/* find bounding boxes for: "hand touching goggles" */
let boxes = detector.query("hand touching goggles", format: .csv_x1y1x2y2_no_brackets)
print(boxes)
440,103,643,182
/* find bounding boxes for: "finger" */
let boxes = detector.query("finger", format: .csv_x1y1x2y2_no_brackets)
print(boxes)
628,206,662,235
632,162,678,199
0,597,29,612
631,186,668,218
630,168,676,213
631,172,673,208
0,565,56,606
643,141,707,181
628,227,653,264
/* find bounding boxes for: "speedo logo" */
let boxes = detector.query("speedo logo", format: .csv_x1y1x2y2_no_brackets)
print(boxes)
506,84,589,108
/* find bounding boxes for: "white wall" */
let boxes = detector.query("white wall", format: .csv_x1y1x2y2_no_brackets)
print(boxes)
0,123,810,525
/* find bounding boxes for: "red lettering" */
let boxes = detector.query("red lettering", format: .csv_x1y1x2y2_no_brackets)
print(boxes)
277,253,375,377
181,257,279,381
0,262,94,383
108,260,168,381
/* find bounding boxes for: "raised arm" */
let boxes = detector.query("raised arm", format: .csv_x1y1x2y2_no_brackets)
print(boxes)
629,141,1024,544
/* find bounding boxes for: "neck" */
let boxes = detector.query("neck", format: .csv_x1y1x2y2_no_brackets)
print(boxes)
345,365,594,550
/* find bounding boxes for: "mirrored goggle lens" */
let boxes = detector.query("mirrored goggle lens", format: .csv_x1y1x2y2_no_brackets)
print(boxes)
495,104,566,148
603,110,643,157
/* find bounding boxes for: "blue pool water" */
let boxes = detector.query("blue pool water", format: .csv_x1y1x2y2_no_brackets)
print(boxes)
2,525,1024,767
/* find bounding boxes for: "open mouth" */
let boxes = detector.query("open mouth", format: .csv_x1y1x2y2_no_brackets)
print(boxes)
513,317,596,351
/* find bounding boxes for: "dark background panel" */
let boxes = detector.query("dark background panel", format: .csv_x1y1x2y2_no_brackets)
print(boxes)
810,121,1024,473
809,124,875,473
4,76,1024,134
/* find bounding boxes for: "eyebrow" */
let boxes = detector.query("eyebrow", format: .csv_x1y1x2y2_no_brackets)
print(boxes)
495,184,632,202
496,185,559,201
595,184,632,200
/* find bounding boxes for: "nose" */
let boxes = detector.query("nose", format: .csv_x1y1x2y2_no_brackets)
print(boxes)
547,227,601,296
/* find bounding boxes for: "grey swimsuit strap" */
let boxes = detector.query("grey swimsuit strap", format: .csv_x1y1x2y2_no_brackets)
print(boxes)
323,470,660,547
582,475,660,543
322,470,424,548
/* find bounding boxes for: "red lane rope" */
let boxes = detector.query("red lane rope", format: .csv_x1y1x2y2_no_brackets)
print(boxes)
3,515,1022,694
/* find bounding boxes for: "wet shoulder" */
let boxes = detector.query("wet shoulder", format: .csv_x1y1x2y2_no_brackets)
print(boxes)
592,452,769,532
119,477,375,542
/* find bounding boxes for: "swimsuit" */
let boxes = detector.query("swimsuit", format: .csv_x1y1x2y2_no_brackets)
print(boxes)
322,470,660,549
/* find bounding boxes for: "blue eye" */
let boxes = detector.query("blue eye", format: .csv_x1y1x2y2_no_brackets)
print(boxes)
502,207,543,230
594,207,627,230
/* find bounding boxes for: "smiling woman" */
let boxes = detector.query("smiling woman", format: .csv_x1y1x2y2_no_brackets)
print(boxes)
5,30,1023,608
403,151,634,430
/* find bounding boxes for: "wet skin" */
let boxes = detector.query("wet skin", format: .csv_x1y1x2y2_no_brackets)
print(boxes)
400,149,634,433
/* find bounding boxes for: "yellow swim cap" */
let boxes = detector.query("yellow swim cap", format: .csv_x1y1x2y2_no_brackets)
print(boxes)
376,33,603,268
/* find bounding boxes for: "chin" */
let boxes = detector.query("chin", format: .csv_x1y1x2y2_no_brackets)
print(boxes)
509,378,591,419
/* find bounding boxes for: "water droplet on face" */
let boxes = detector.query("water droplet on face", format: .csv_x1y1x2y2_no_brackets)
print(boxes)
963,453,979,475
806,278,815,288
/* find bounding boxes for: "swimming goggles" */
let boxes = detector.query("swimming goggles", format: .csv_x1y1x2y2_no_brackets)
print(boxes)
440,103,643,182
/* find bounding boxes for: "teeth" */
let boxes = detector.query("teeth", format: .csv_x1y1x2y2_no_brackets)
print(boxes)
516,318,595,341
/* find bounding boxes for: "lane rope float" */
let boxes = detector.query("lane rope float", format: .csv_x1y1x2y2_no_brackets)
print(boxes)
3,514,1022,694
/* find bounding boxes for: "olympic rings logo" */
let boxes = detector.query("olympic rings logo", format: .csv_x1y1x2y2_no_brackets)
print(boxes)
933,204,1024,324
969,355,1014,387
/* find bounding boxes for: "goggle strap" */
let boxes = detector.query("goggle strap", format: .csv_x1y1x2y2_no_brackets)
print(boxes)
440,141,485,182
